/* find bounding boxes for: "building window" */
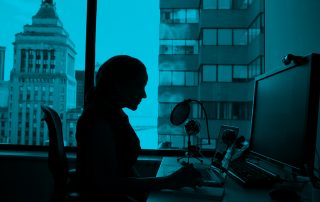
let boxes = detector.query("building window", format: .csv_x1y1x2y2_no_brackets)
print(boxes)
218,65,232,82
218,29,232,45
185,72,198,86
43,50,48,60
172,40,185,54
172,71,185,86
203,29,217,45
203,0,218,9
233,65,248,81
173,9,186,23
202,65,217,82
218,0,232,9
233,29,248,45
160,9,173,23
186,9,199,23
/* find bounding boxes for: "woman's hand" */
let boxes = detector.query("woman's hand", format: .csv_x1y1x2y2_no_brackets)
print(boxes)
165,163,203,190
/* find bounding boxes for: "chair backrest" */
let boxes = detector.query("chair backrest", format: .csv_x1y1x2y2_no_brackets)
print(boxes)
41,105,69,199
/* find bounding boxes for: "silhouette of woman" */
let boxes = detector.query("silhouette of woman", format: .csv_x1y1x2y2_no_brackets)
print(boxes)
75,55,202,201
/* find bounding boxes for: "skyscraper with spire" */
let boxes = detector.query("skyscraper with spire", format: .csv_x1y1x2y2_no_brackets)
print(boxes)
8,0,77,145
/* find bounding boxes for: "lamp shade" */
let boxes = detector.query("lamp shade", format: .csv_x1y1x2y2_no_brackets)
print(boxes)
170,100,191,126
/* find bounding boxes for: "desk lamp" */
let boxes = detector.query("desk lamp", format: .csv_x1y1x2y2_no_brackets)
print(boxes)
170,99,211,164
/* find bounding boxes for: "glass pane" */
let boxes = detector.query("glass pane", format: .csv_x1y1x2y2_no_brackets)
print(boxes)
159,71,171,86
96,0,159,149
160,40,173,54
173,40,185,54
234,29,248,45
203,29,217,45
186,72,198,86
0,0,86,146
233,65,248,80
186,40,199,54
203,65,217,82
173,9,186,23
218,0,232,9
172,71,185,86
218,65,232,82
186,9,199,23
203,0,218,9
218,29,232,45
161,9,173,23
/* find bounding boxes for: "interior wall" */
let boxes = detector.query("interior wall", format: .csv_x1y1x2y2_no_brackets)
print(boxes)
265,0,320,72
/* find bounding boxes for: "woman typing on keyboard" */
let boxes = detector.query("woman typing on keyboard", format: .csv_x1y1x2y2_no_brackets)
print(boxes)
75,55,203,202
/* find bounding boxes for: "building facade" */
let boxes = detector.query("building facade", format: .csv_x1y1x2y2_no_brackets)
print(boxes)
8,0,77,145
158,0,265,149
0,46,5,81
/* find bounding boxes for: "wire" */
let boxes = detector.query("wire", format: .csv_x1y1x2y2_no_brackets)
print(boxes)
191,99,211,145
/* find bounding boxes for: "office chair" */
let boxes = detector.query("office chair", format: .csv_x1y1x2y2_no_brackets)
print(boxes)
41,105,80,202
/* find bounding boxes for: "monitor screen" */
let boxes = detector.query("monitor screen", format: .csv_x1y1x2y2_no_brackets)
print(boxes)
250,62,313,170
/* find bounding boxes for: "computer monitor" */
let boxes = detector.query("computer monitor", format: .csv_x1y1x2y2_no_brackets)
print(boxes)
249,54,320,174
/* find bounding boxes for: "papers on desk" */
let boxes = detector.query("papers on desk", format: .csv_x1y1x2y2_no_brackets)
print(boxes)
150,186,225,202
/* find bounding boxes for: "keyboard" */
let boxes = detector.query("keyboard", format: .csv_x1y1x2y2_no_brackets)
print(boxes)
195,166,225,187
228,159,279,187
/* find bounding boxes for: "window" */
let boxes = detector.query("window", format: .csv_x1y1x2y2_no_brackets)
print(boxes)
218,29,232,45
173,40,185,54
0,0,86,146
202,65,217,82
203,0,218,9
171,72,185,86
233,29,248,45
0,0,265,151
160,9,173,23
233,65,248,81
218,65,232,82
203,29,217,45
173,9,186,23
159,40,172,54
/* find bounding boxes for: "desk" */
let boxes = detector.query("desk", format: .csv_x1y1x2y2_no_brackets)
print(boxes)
147,157,312,202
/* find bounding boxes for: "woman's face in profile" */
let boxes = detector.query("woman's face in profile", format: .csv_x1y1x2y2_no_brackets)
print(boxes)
118,70,148,111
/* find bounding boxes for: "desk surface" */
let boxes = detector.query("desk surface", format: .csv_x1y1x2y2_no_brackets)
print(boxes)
147,157,313,202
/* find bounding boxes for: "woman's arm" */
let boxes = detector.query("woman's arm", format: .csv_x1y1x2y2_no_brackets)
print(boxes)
89,120,202,197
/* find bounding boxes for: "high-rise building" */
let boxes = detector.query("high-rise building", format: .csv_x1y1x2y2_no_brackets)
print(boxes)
158,0,265,149
0,46,5,81
8,0,77,145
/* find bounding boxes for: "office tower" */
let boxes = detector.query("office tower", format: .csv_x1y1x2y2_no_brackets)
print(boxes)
8,0,77,145
0,46,5,81
158,0,265,149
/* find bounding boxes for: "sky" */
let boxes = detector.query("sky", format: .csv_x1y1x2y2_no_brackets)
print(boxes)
0,0,159,115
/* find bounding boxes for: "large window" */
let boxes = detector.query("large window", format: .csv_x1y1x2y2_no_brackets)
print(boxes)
0,0,86,146
0,0,265,151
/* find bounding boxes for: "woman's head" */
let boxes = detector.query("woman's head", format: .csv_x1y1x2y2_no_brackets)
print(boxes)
95,55,148,110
